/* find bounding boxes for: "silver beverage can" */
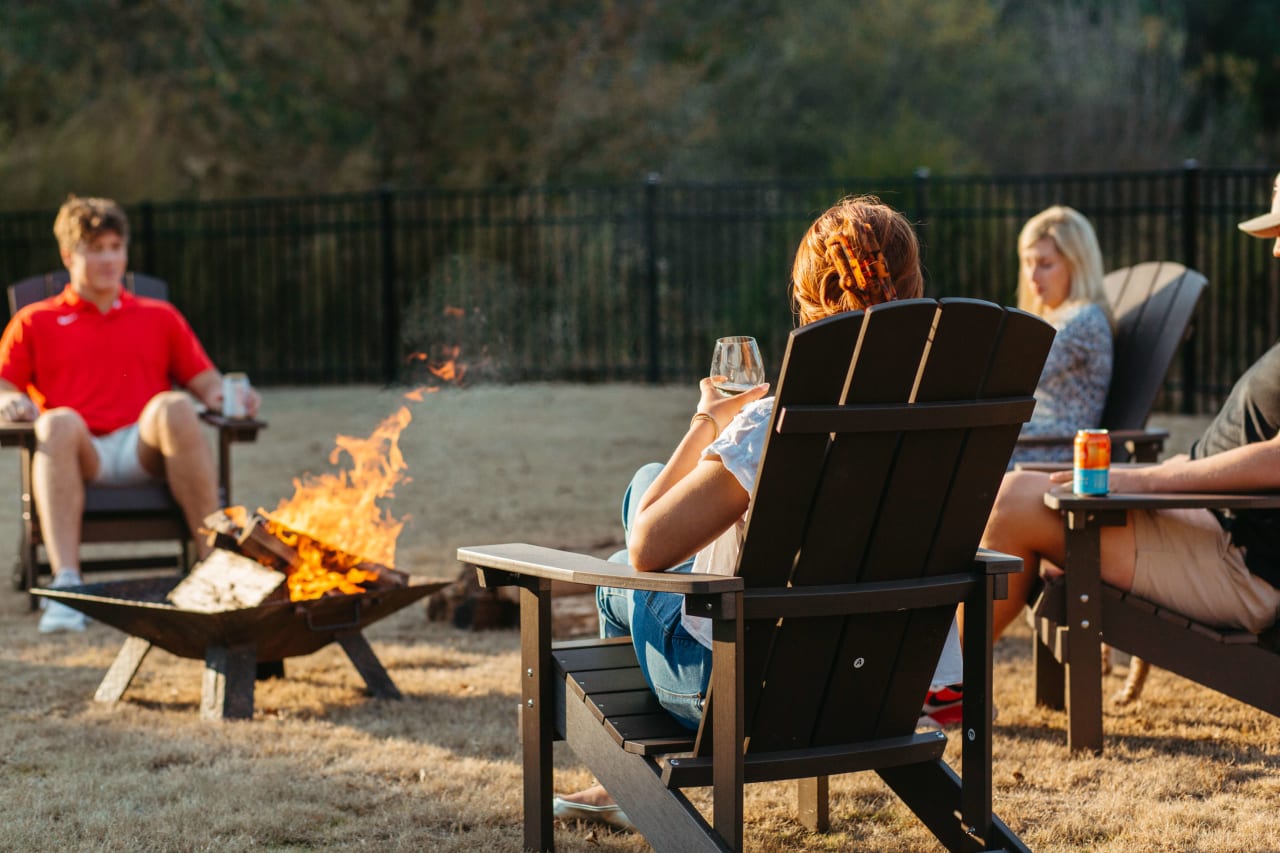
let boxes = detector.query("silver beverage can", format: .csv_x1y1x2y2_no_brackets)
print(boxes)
222,372,251,418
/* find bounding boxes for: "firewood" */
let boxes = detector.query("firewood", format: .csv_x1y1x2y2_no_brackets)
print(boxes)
235,514,303,570
167,550,287,612
355,561,408,589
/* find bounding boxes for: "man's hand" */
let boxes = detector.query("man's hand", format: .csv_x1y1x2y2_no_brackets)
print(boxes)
242,386,262,418
0,392,37,422
1046,454,1191,493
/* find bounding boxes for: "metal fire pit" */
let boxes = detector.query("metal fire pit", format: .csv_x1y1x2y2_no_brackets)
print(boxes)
33,575,446,720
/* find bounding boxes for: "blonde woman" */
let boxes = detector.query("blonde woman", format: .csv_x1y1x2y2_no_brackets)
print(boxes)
1009,205,1114,465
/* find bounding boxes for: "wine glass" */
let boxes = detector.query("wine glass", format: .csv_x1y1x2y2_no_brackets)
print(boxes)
710,336,766,396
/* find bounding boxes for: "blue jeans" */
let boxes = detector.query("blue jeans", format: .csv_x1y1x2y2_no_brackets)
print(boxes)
597,463,711,730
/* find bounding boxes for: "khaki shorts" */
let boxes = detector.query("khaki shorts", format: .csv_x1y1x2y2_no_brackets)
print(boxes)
1131,508,1280,633
90,423,156,485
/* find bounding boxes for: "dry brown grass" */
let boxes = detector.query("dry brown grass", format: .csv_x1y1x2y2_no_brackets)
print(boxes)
1,385,1278,851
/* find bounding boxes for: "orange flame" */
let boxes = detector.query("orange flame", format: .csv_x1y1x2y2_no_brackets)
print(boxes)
269,406,411,582
407,344,466,388
265,519,382,601
259,315,469,600
403,386,441,402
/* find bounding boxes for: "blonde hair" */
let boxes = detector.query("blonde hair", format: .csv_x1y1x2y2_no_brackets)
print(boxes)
790,195,923,326
53,195,129,254
1016,205,1109,322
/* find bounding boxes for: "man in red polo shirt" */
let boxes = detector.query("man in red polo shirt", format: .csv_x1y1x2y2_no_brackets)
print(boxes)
0,195,260,633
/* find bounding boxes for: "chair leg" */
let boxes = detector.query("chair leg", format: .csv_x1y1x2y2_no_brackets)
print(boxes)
879,760,1030,853
519,581,554,853
798,776,829,832
23,542,39,611
1033,627,1066,713
1062,524,1104,754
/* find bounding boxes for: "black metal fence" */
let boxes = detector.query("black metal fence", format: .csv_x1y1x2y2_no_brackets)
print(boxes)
0,163,1276,414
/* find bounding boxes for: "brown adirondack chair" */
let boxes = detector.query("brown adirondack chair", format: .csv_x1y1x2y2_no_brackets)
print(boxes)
1014,261,1208,463
1,271,265,607
1030,485,1280,754
459,298,1053,851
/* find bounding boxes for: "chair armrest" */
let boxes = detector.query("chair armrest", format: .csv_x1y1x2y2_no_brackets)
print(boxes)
1017,427,1168,449
0,420,35,449
975,547,1022,575
199,412,267,443
1,416,266,447
1044,485,1280,514
458,543,744,595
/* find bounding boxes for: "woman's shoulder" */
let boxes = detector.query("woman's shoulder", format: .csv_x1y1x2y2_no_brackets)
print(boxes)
1055,301,1110,335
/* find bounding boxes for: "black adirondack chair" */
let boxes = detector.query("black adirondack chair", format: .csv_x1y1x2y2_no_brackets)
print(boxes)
1031,486,1280,754
1014,261,1208,463
460,298,1054,851
2,271,265,607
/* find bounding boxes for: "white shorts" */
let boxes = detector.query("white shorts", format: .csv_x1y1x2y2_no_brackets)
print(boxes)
90,424,156,485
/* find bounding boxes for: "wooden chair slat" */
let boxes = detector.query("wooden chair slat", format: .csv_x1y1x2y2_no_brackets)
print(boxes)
623,734,697,756
1104,264,1208,430
567,666,651,699
552,642,638,672
588,689,668,720
663,732,948,788
606,712,696,746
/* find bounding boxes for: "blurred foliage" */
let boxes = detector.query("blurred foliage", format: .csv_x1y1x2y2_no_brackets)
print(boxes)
0,0,1275,209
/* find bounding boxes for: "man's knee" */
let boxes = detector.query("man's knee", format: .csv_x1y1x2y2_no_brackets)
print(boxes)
142,391,200,432
34,408,90,447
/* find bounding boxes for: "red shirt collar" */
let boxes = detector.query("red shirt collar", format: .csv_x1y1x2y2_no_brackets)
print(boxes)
57,282,133,314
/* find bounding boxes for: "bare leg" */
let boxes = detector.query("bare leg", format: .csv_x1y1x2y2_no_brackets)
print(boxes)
32,408,100,572
960,470,1138,645
136,391,218,558
557,784,614,807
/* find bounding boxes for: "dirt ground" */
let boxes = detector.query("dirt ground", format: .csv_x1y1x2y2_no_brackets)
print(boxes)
2,385,1279,852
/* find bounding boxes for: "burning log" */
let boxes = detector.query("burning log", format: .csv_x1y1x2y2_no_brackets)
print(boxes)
200,508,408,603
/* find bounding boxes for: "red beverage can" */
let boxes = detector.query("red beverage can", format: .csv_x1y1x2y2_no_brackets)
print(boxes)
1073,429,1110,495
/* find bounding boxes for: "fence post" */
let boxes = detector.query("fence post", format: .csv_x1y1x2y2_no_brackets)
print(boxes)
1180,159,1201,414
138,201,155,274
912,167,931,287
379,187,400,384
644,173,661,384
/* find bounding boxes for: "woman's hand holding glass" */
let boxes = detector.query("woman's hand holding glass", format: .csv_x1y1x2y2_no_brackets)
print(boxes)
698,336,769,432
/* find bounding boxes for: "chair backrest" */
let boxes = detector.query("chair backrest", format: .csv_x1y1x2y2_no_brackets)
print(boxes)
1100,261,1207,430
9,271,169,315
727,298,1053,753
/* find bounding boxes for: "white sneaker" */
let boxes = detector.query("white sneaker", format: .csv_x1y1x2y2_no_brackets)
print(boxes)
38,600,87,633
38,571,87,634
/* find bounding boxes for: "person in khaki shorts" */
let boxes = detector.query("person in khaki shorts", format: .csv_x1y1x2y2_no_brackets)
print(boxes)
977,170,1280,645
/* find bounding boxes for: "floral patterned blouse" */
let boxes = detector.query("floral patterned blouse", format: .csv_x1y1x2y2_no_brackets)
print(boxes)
1009,301,1114,465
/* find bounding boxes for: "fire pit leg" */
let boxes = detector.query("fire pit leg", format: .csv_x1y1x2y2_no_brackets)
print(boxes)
202,642,257,720
94,636,153,704
335,631,401,699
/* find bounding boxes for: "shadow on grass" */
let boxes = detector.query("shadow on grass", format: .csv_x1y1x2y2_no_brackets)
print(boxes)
997,719,1280,770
